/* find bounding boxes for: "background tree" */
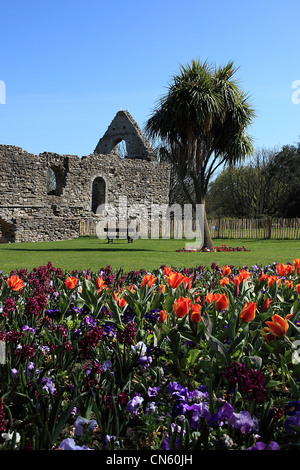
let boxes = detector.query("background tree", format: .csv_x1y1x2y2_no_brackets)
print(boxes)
145,59,255,247
206,144,300,219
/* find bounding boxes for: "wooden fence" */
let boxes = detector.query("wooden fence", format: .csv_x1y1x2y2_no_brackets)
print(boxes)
207,217,300,240
79,217,300,240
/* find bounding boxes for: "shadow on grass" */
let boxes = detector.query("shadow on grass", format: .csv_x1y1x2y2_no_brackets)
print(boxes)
0,246,162,253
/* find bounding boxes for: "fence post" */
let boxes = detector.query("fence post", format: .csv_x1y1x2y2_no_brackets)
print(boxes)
266,217,272,239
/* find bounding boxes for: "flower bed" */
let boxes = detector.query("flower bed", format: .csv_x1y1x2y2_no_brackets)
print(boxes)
176,243,250,252
0,259,300,450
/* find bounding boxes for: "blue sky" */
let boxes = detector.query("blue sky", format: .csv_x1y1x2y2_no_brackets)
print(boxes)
1,0,299,158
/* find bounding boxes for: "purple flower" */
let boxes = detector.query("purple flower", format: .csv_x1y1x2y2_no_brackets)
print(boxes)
146,402,157,414
82,315,97,328
228,411,255,434
148,386,160,397
22,325,36,335
167,382,188,399
247,441,280,450
126,395,144,416
102,360,112,371
103,435,121,450
138,355,152,369
74,416,97,437
284,411,300,433
188,403,211,430
40,377,56,395
209,402,234,426
285,401,300,416
58,438,93,450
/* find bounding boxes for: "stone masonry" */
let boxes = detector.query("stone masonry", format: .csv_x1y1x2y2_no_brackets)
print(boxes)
0,110,170,243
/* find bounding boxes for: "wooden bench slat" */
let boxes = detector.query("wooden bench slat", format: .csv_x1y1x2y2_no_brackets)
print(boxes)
103,227,134,243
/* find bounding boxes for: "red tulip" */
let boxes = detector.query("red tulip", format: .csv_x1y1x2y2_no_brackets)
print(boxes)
189,304,201,323
239,269,251,281
141,274,157,288
206,292,216,303
265,313,293,337
163,266,173,276
219,277,230,287
221,265,231,277
96,276,106,292
65,276,78,290
166,272,185,289
7,275,25,291
214,293,230,311
261,298,273,312
173,296,191,318
239,301,257,323
158,310,168,323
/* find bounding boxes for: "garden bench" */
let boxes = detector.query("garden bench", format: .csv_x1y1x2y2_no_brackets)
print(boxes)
104,227,134,243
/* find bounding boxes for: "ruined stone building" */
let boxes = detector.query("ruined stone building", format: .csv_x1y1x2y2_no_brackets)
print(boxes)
0,110,170,243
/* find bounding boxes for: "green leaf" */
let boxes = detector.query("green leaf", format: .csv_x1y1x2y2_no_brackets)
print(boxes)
204,330,230,363
181,348,201,367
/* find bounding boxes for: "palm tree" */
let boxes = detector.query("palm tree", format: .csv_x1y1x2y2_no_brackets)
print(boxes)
145,59,255,247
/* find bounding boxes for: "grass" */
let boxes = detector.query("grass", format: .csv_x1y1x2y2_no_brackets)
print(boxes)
0,236,299,274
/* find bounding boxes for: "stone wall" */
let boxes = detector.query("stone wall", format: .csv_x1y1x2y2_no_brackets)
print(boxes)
0,111,170,243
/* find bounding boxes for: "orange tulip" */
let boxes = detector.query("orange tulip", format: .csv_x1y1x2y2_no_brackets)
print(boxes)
118,296,127,308
206,292,216,303
239,269,251,281
221,265,231,277
113,291,127,308
163,266,173,276
239,301,257,323
189,303,201,323
219,277,230,287
158,283,166,294
214,293,230,311
7,275,25,291
141,274,157,288
65,276,78,290
259,273,267,283
262,326,277,344
294,259,300,274
261,297,273,312
284,280,293,289
276,263,295,276
173,296,191,318
266,275,281,288
233,274,243,286
183,276,191,290
158,310,168,323
296,284,300,295
166,272,185,289
96,276,106,292
265,313,293,337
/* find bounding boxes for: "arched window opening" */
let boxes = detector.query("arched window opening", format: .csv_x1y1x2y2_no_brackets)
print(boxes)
117,139,128,158
0,218,16,243
47,168,56,195
47,166,66,196
92,177,106,214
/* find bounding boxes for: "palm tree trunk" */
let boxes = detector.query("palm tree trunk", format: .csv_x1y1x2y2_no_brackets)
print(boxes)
201,199,214,248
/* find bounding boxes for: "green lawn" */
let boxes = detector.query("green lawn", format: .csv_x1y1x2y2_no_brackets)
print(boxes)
0,236,299,274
